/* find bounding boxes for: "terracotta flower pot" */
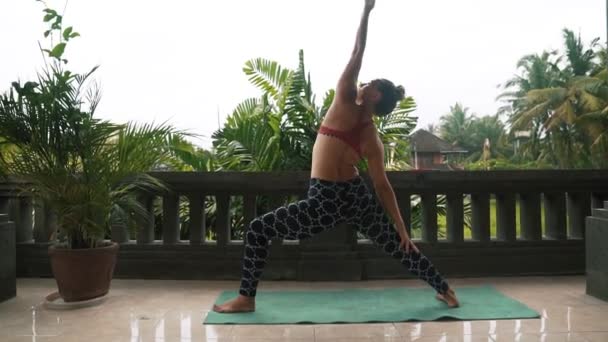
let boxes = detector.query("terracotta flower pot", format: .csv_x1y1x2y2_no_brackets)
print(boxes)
48,242,119,302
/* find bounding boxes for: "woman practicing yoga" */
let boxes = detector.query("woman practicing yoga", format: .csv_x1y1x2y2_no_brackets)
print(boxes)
214,0,460,313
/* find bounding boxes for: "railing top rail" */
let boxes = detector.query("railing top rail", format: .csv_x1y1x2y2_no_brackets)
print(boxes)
149,170,608,193
2,170,608,195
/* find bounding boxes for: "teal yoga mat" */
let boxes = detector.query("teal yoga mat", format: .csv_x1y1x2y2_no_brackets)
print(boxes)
205,286,540,324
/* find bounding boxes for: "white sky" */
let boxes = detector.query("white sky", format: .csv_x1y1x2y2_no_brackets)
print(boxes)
1,0,606,148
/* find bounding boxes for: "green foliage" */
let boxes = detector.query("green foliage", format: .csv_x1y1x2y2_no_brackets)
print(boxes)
438,104,511,163
243,59,292,103
374,97,418,170
212,50,417,172
468,115,511,161
38,2,79,64
439,103,475,151
465,159,553,171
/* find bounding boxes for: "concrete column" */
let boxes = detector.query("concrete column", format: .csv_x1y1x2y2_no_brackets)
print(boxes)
586,207,608,301
471,193,491,242
520,193,542,241
421,193,438,243
137,195,155,244
496,193,516,242
446,193,464,243
545,193,567,240
0,214,16,302
162,193,180,245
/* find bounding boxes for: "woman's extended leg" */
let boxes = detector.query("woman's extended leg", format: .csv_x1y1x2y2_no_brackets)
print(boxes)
352,192,459,306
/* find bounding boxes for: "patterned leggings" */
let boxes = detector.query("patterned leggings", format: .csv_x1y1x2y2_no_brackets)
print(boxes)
239,177,450,297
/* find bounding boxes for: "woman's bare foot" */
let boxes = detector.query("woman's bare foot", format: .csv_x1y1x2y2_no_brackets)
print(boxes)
435,288,460,308
212,295,256,313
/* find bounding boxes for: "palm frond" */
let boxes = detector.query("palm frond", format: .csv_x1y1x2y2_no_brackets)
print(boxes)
243,58,293,102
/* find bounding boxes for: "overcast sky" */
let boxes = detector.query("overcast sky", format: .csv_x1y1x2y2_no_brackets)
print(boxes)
1,0,605,147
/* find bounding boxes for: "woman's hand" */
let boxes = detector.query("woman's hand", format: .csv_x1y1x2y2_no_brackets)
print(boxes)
397,227,419,254
365,0,375,12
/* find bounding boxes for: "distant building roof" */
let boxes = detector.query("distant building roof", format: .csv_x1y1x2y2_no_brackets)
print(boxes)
416,163,465,171
410,129,468,154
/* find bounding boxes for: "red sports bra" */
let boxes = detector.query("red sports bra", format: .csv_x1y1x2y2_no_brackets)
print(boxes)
318,119,373,157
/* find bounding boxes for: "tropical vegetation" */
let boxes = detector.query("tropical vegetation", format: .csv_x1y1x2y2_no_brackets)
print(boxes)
435,28,608,170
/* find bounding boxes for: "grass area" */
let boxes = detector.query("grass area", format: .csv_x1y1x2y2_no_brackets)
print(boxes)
412,198,547,240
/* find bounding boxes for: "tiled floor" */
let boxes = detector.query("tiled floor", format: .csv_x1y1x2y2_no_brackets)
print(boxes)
0,276,607,341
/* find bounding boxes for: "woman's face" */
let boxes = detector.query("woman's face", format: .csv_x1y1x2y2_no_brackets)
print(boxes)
357,80,381,105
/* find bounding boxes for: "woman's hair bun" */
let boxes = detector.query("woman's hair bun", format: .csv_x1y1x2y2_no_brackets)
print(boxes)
395,85,405,101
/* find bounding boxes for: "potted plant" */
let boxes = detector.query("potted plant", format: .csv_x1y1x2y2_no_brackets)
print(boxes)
0,3,184,302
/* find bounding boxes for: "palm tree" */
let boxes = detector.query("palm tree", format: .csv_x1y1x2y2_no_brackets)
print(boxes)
439,103,475,152
498,28,606,168
498,51,563,116
578,109,608,164
166,138,218,172
0,137,16,175
562,29,599,78
512,79,597,168
510,30,604,168
212,51,319,171
467,115,510,161
497,51,563,162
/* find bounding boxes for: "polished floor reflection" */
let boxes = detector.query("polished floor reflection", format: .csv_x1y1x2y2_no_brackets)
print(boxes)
0,276,607,341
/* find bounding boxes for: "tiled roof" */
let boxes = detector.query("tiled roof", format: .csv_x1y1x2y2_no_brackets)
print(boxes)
410,129,468,153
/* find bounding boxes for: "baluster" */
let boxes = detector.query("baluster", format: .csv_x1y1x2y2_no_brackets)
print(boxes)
162,193,180,245
111,223,130,244
471,193,491,242
0,196,8,214
544,192,567,240
0,213,16,301
15,197,33,243
421,193,438,243
8,199,18,228
243,195,257,233
446,192,464,243
215,194,231,247
592,193,607,209
567,192,590,239
33,200,46,243
33,202,56,243
396,192,412,236
520,193,542,241
188,193,205,245
47,208,58,242
111,198,130,244
137,195,155,244
496,193,516,242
